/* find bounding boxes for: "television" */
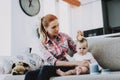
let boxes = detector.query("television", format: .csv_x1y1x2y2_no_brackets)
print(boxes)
102,0,120,34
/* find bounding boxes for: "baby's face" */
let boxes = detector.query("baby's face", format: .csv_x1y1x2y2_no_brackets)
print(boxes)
76,41,88,55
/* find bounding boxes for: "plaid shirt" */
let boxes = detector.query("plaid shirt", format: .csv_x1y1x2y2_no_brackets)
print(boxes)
40,33,76,65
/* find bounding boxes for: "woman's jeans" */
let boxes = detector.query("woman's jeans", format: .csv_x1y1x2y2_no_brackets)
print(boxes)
25,65,75,80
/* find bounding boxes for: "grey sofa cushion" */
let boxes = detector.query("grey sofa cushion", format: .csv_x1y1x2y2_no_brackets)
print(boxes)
87,37,120,71
50,72,120,80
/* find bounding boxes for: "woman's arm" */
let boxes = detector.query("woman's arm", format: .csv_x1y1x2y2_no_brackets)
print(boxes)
55,60,89,68
64,33,76,53
33,40,57,65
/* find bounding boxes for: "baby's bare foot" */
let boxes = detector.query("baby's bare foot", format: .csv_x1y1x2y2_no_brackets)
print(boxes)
76,66,82,75
76,66,88,75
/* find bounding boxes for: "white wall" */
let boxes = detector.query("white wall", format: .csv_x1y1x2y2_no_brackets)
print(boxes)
58,0,71,35
11,0,44,56
70,0,103,39
43,0,56,15
0,0,11,56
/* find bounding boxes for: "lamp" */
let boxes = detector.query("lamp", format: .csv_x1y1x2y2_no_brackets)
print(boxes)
63,0,81,7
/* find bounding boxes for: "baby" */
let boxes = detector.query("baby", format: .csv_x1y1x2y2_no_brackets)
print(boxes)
56,32,101,76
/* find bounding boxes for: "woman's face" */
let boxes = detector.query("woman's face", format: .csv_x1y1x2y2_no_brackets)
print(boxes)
46,19,59,38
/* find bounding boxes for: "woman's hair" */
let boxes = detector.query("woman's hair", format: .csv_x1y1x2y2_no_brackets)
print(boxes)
40,14,58,44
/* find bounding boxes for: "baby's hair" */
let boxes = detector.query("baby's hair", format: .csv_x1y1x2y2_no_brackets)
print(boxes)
77,37,87,42
77,37,88,47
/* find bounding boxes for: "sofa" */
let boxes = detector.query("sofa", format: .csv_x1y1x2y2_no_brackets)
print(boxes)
1,33,120,80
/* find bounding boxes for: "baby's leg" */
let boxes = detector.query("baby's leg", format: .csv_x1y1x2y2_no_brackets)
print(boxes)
76,66,89,75
81,66,89,74
56,69,76,76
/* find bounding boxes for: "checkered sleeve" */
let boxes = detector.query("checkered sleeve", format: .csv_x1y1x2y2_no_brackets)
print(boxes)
36,41,57,65
65,34,77,53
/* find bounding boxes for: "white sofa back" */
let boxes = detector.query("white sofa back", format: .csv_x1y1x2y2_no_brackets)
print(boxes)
87,36,120,71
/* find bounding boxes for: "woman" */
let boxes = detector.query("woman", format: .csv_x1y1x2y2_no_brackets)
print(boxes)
25,14,89,80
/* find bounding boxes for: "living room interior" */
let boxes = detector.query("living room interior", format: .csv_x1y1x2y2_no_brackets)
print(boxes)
0,0,120,56
0,0,120,80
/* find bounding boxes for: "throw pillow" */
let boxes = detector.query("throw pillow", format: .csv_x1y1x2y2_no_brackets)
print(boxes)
14,53,44,70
